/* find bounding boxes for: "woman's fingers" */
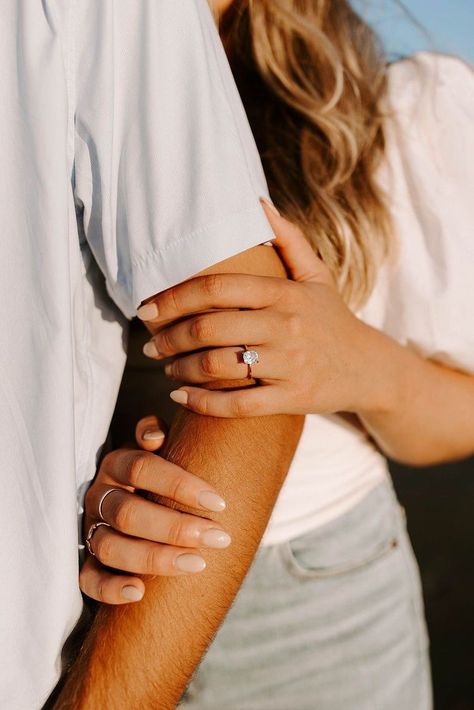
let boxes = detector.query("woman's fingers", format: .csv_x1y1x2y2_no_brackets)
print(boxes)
98,449,226,513
144,310,280,360
164,346,285,384
260,200,334,286
170,384,284,418
86,524,208,577
137,272,285,325
87,485,232,549
135,415,167,452
79,556,145,605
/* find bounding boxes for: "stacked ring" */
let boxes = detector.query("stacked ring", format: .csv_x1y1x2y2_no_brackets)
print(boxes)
97,487,123,522
85,521,111,557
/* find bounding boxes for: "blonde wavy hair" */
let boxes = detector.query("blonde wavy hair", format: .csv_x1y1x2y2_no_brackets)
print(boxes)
219,0,392,307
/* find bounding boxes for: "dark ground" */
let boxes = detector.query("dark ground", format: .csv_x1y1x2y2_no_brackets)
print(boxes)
111,320,474,710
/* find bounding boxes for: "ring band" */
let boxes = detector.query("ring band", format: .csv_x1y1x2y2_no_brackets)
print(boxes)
98,487,123,522
242,345,260,379
85,521,111,557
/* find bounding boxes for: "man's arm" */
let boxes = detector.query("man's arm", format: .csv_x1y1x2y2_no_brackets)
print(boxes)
55,246,304,709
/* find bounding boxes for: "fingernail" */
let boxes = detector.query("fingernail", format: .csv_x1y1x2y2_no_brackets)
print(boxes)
121,586,144,602
201,529,232,549
170,390,189,405
198,490,226,512
137,303,159,321
260,197,280,216
143,429,165,442
164,363,173,376
175,554,207,573
143,341,159,358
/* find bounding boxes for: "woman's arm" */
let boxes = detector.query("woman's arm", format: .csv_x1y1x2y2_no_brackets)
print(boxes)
140,201,474,467
356,327,474,466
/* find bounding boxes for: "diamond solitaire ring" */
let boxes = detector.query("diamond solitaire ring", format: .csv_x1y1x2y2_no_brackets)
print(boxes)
242,346,259,379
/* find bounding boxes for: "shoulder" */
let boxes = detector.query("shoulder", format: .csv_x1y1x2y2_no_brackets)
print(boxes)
384,53,474,167
359,54,474,373
386,51,474,114
380,51,474,201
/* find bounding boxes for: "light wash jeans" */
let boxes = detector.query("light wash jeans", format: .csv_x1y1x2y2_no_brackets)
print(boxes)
180,481,432,710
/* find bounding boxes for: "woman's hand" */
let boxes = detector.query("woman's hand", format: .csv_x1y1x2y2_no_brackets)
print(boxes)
137,201,385,418
80,416,230,605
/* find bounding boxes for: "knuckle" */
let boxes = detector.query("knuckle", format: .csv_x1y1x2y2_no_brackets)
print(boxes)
169,474,188,504
78,566,88,592
290,348,306,371
165,285,182,314
157,329,175,355
94,533,114,565
193,392,210,415
144,547,161,575
84,484,95,511
166,359,179,380
96,580,107,603
127,454,147,488
200,350,221,378
232,393,252,418
286,313,303,338
112,498,136,532
157,285,181,318
167,517,186,547
100,450,115,470
99,450,117,478
202,273,224,298
282,280,299,304
190,316,213,344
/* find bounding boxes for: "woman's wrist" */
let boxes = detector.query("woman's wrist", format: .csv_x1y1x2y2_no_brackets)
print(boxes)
351,321,411,417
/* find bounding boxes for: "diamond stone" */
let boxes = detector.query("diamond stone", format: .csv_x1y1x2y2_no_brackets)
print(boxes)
243,350,259,365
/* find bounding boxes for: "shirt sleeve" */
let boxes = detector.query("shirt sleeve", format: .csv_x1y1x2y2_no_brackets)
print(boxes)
358,52,474,374
72,0,274,318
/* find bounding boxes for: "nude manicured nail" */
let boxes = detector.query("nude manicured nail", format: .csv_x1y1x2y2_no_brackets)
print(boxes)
201,529,232,549
121,586,144,602
175,554,207,573
137,303,159,321
143,341,159,358
170,390,189,405
198,490,226,512
143,429,165,442
260,197,281,216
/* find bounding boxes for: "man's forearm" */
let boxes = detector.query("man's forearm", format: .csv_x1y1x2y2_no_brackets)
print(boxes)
56,402,303,709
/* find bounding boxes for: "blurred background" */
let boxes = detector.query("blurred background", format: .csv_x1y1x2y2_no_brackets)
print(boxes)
357,0,473,63
111,5,473,709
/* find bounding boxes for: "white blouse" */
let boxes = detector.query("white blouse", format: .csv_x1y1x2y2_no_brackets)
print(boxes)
261,52,474,547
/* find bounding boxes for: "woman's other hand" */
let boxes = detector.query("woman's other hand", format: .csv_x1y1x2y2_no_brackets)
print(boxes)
79,416,229,605
138,201,383,418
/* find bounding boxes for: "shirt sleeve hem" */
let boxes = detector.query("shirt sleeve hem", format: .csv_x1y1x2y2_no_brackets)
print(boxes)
107,202,275,319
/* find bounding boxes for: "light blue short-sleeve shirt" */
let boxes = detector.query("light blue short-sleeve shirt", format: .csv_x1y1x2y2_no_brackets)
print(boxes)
0,1,273,707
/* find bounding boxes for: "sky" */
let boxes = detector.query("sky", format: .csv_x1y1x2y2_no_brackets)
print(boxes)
353,0,474,64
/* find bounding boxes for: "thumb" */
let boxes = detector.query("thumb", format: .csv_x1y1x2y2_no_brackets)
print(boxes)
260,199,333,285
135,415,167,452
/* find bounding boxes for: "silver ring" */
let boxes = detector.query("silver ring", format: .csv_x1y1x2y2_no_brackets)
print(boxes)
98,487,123,522
85,521,111,557
242,345,260,379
